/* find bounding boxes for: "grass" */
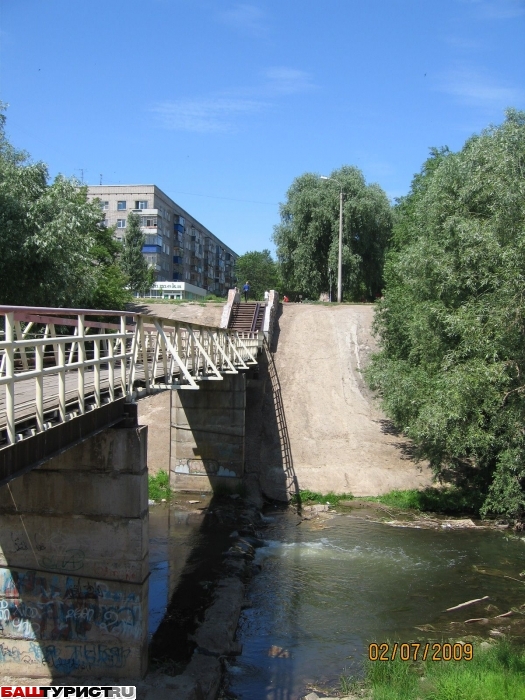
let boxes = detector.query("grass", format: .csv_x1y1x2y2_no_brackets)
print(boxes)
132,296,225,305
355,640,525,700
367,487,485,517
148,470,171,501
290,490,354,506
291,487,484,517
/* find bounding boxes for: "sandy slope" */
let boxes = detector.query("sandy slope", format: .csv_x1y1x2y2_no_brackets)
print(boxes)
272,304,433,496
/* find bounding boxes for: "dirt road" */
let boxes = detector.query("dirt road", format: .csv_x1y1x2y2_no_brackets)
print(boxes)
272,304,433,496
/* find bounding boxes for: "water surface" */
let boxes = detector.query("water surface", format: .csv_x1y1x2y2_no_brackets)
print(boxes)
228,508,525,700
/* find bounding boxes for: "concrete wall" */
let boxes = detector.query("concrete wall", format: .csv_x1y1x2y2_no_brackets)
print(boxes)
0,426,149,679
171,374,246,492
137,391,170,476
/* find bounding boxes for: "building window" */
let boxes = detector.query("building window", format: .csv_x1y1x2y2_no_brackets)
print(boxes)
117,219,126,228
135,200,148,210
99,201,109,211
117,201,127,210
140,216,157,227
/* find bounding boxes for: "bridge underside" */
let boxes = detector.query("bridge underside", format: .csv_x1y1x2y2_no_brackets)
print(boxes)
0,398,132,486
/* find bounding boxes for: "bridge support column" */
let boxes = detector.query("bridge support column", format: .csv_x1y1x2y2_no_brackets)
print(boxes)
171,373,246,492
0,424,149,679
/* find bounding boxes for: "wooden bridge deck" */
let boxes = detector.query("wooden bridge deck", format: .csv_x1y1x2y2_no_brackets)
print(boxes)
0,364,161,433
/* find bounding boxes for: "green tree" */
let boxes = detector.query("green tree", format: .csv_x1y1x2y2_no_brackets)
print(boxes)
0,105,130,309
366,109,525,521
273,166,392,300
120,211,155,295
234,249,279,300
90,223,131,310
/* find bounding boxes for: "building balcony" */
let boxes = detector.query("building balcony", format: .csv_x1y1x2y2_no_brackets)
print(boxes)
142,245,162,254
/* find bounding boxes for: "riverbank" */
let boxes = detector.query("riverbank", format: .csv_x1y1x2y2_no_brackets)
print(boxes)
332,639,525,700
291,487,509,525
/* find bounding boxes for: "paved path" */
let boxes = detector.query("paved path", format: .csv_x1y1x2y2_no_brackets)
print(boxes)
272,304,433,496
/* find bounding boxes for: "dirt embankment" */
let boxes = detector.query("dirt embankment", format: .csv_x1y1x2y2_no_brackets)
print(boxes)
269,304,432,496
128,301,224,327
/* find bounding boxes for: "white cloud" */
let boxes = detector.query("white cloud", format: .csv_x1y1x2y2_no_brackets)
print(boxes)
151,98,264,133
439,68,524,107
218,3,267,35
442,35,481,50
151,66,315,133
461,0,525,19
262,67,315,95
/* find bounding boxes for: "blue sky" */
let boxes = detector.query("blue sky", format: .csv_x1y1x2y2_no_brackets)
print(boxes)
1,0,524,255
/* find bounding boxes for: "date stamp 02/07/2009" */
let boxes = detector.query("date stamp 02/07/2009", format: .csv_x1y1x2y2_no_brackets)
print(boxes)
368,642,474,662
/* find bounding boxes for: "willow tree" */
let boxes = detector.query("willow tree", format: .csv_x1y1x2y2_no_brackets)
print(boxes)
273,166,392,300
366,109,525,522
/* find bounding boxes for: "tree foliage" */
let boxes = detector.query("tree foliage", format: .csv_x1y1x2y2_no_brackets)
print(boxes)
366,109,525,521
273,166,392,300
234,249,279,300
0,105,130,309
120,211,155,295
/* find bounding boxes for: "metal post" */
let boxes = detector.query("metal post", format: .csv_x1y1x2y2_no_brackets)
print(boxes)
5,312,15,444
58,343,66,422
35,344,44,431
320,176,344,303
338,188,343,303
77,314,85,415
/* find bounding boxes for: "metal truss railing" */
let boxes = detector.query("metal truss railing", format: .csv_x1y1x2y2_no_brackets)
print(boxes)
0,306,259,446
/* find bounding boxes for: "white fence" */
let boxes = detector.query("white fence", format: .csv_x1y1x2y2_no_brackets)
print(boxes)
0,306,259,446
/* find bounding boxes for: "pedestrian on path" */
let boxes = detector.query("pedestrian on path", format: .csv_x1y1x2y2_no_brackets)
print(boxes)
243,281,250,302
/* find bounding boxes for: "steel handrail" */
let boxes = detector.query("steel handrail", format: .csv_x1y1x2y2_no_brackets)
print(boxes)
0,308,260,446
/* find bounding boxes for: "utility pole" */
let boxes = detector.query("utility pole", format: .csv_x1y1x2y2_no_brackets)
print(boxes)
338,188,343,303
320,176,344,302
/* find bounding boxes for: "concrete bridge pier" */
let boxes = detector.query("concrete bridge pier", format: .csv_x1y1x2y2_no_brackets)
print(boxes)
0,419,149,679
171,373,246,492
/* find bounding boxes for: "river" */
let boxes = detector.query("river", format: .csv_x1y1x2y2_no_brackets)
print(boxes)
149,502,525,699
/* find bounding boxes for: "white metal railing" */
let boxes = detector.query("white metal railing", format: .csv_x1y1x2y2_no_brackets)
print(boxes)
0,306,259,446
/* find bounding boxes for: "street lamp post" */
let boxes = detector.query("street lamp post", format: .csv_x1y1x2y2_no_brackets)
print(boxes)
320,176,343,303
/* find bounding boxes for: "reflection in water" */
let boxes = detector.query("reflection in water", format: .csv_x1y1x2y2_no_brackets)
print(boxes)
228,509,525,700
148,504,204,640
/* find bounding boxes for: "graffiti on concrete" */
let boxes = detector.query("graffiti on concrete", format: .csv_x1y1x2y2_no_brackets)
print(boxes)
174,458,241,477
0,570,142,643
0,641,131,672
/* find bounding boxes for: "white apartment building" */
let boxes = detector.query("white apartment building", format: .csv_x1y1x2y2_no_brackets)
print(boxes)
87,184,238,296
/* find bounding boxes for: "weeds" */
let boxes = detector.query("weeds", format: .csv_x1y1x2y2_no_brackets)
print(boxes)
148,470,171,501
291,490,354,506
367,487,484,516
291,486,484,517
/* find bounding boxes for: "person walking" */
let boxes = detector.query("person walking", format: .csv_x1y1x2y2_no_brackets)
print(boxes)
243,281,250,302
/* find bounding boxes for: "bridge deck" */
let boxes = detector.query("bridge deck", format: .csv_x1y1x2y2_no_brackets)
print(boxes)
0,363,168,436
0,305,260,459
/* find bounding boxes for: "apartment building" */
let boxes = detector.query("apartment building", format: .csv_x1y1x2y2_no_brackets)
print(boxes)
87,185,238,296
